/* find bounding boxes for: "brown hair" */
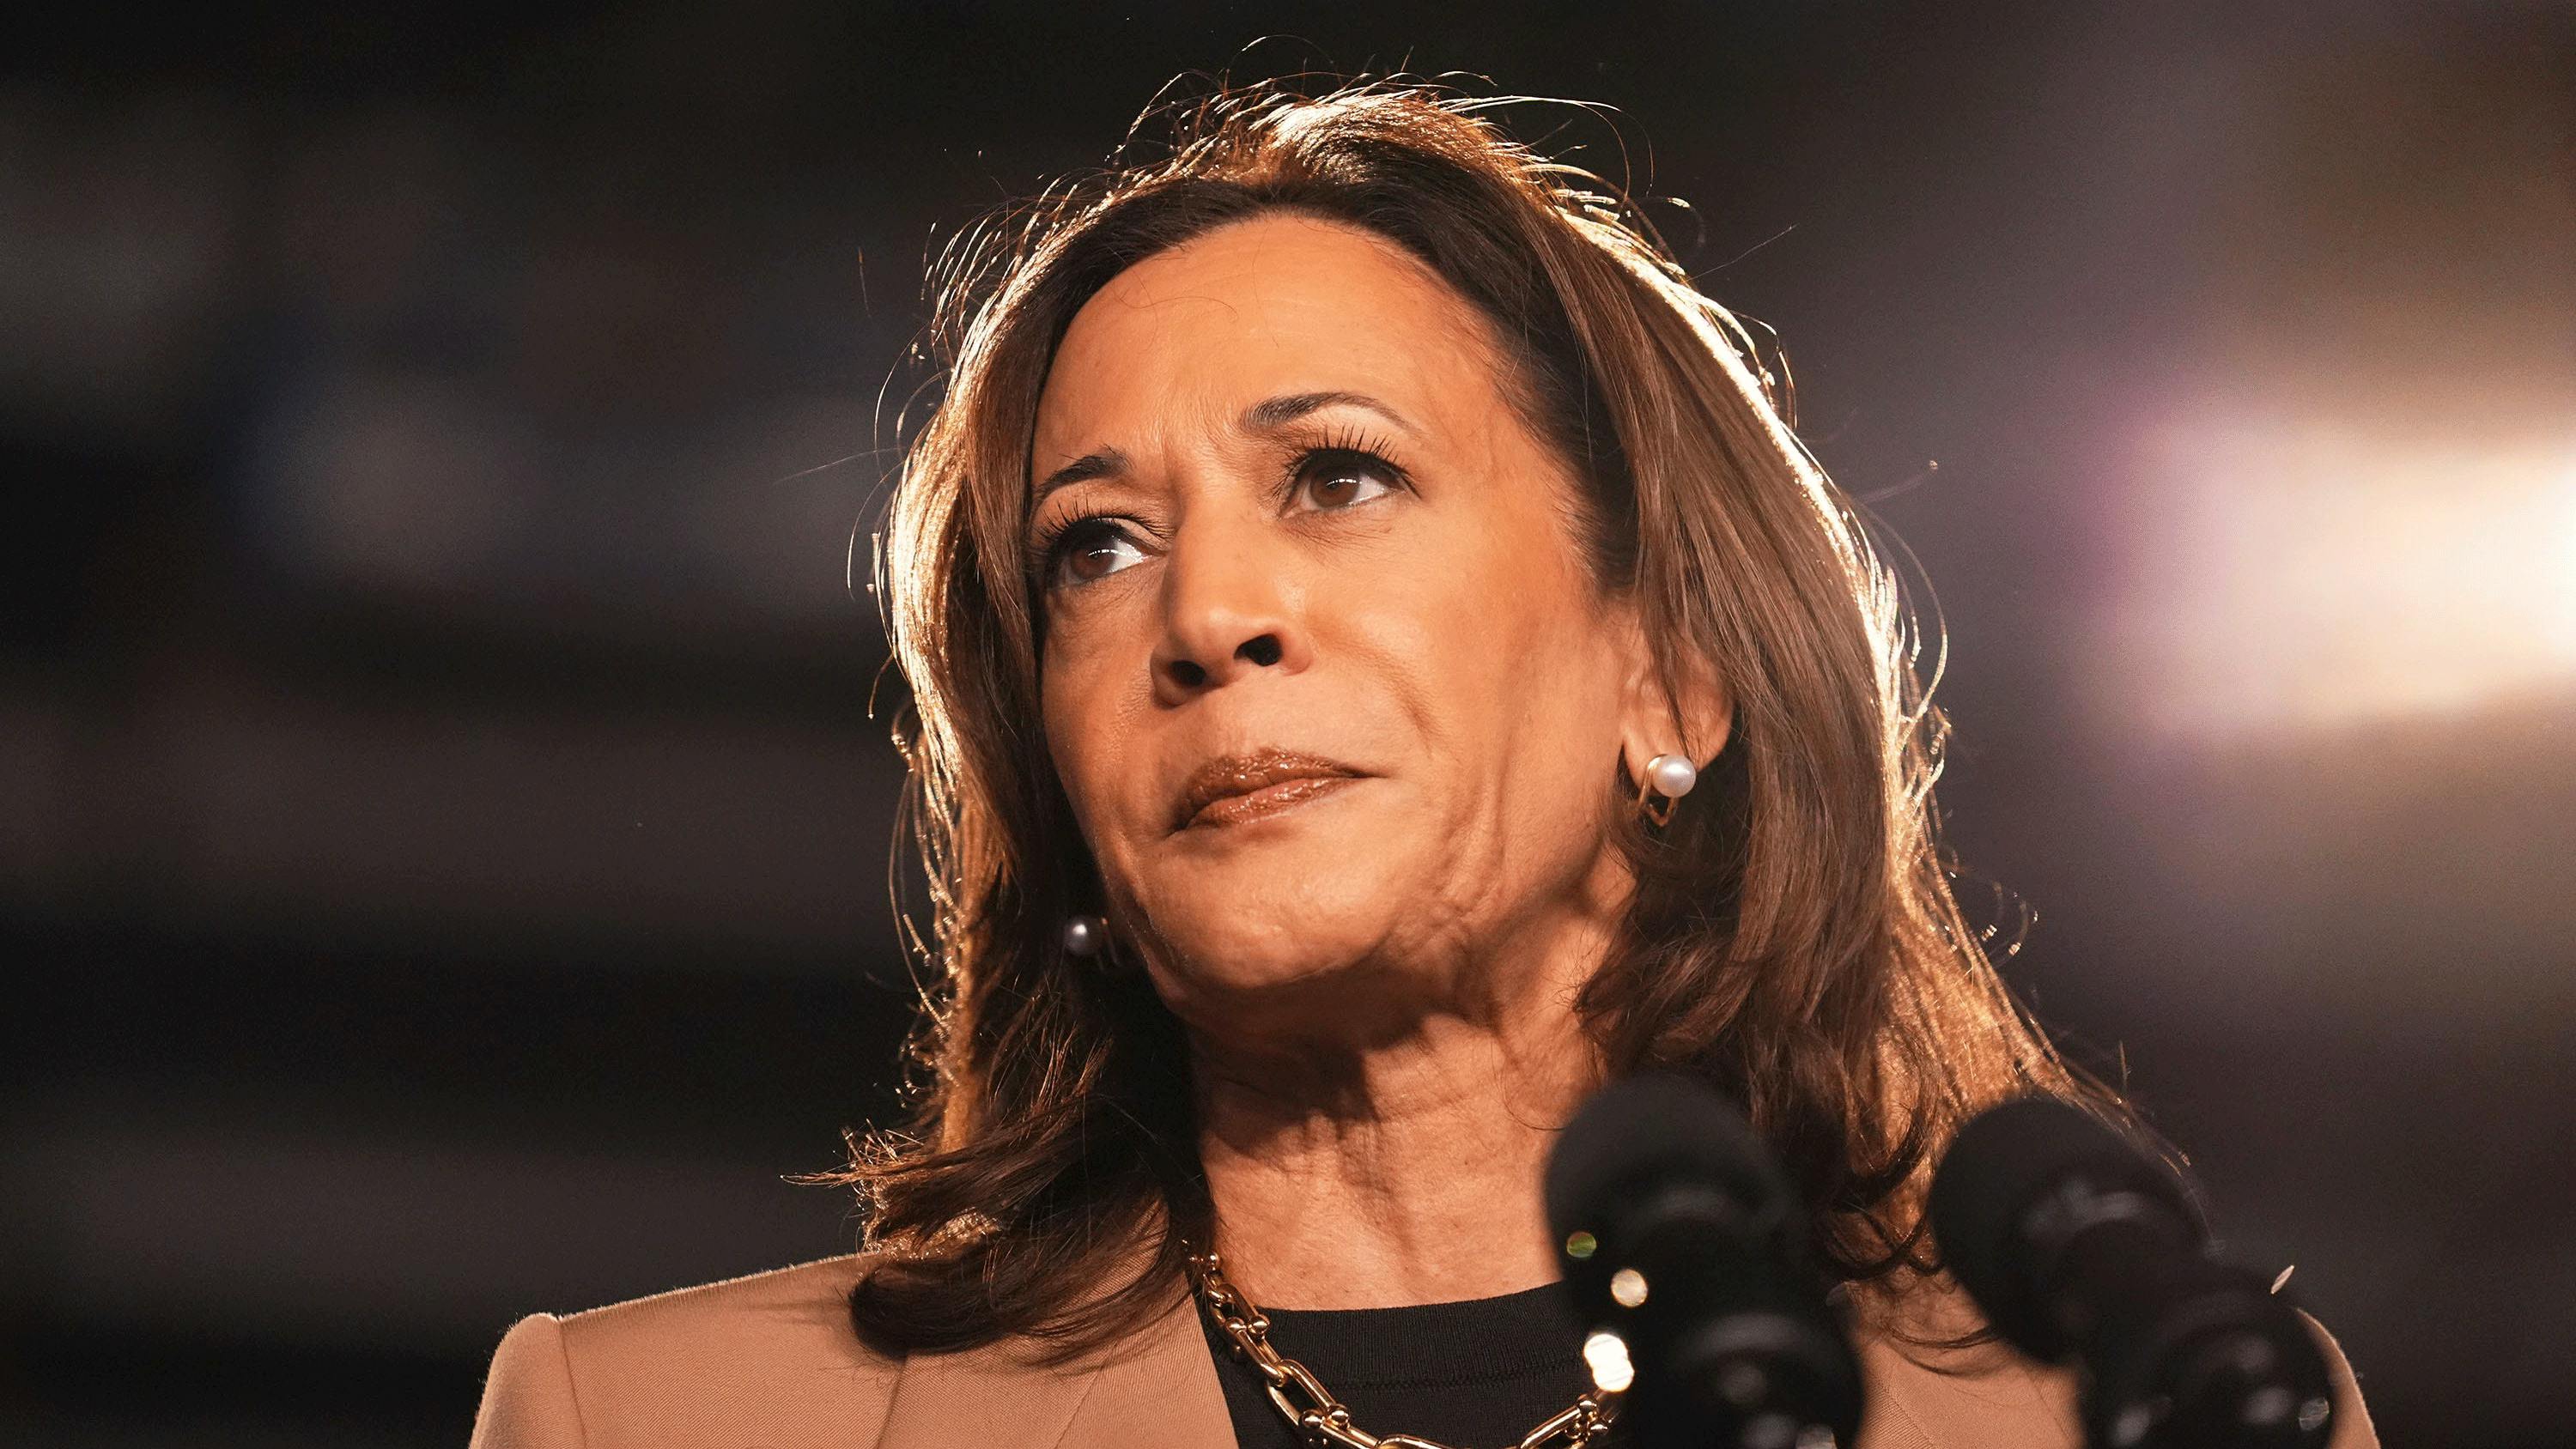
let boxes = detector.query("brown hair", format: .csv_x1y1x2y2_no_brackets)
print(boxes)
842,77,2104,1358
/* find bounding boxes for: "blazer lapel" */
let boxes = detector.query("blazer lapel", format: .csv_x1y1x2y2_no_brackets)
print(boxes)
1053,1292,1235,1448
875,1290,1232,1449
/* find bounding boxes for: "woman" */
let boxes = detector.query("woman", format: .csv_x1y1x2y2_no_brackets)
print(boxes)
470,81,2374,1448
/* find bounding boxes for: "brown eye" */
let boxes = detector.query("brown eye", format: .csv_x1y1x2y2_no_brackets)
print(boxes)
1048,519,1147,588
1291,448,1401,512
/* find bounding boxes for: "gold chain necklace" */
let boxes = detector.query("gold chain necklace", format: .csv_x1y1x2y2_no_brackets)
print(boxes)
1185,1248,1623,1449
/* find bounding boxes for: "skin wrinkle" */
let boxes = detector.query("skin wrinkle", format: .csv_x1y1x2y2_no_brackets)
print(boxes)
1028,214,1701,1307
850,94,2143,1391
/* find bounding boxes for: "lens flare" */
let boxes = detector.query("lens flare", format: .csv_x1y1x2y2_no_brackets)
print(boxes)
2109,413,2576,736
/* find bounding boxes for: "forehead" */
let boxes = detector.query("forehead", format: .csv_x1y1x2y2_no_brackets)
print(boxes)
1032,213,1507,464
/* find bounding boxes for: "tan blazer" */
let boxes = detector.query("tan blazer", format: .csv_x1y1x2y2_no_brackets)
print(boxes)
468,1253,2378,1449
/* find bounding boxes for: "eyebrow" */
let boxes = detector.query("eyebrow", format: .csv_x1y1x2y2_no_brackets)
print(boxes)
1239,390,1418,437
1030,391,1418,506
1033,446,1128,506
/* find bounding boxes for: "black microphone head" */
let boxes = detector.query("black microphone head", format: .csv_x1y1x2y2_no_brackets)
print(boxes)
1933,1098,2337,1448
1546,1073,1863,1449
1543,1072,1795,1250
1930,1095,2201,1359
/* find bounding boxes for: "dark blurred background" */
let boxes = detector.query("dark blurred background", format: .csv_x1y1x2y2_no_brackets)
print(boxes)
3,2,2568,1444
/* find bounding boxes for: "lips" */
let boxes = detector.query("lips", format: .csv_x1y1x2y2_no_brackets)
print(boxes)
1172,749,1366,831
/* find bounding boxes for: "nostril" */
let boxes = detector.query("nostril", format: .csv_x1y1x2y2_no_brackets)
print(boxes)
1239,634,1284,667
1169,658,1208,688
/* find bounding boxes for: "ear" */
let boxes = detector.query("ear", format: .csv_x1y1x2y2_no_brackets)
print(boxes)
1613,603,1734,792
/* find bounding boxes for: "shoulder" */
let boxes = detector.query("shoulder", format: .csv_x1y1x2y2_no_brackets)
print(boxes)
549,1251,883,1374
471,1252,900,1449
1846,1280,2380,1449
1847,1283,2083,1449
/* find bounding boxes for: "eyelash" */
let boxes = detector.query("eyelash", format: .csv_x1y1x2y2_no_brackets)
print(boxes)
1030,431,1414,588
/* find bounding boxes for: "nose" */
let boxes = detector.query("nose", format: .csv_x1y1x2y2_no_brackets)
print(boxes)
1151,520,1311,700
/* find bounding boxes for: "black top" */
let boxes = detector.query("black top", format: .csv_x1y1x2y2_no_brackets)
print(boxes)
1200,1282,1599,1449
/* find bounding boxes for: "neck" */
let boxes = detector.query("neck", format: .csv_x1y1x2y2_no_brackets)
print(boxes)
1188,909,1609,1310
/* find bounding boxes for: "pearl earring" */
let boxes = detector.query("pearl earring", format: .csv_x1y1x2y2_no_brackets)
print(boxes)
1062,915,1107,958
1637,752,1698,827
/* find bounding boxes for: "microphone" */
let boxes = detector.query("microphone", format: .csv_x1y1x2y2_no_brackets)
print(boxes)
1928,1096,2337,1449
1544,1073,1865,1449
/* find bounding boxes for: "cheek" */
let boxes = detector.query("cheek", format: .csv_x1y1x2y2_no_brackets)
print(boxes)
1040,622,1145,841
1040,657,1104,809
1370,507,1611,749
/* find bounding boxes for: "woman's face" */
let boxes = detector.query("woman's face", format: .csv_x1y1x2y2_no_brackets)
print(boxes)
1030,214,1663,1039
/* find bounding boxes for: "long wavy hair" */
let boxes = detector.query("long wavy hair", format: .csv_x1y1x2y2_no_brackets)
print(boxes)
841,77,2103,1359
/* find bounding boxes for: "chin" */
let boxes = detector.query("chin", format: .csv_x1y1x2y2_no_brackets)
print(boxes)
1128,832,1427,1012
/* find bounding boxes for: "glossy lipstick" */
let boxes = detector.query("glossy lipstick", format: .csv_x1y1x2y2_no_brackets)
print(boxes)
1173,749,1364,831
